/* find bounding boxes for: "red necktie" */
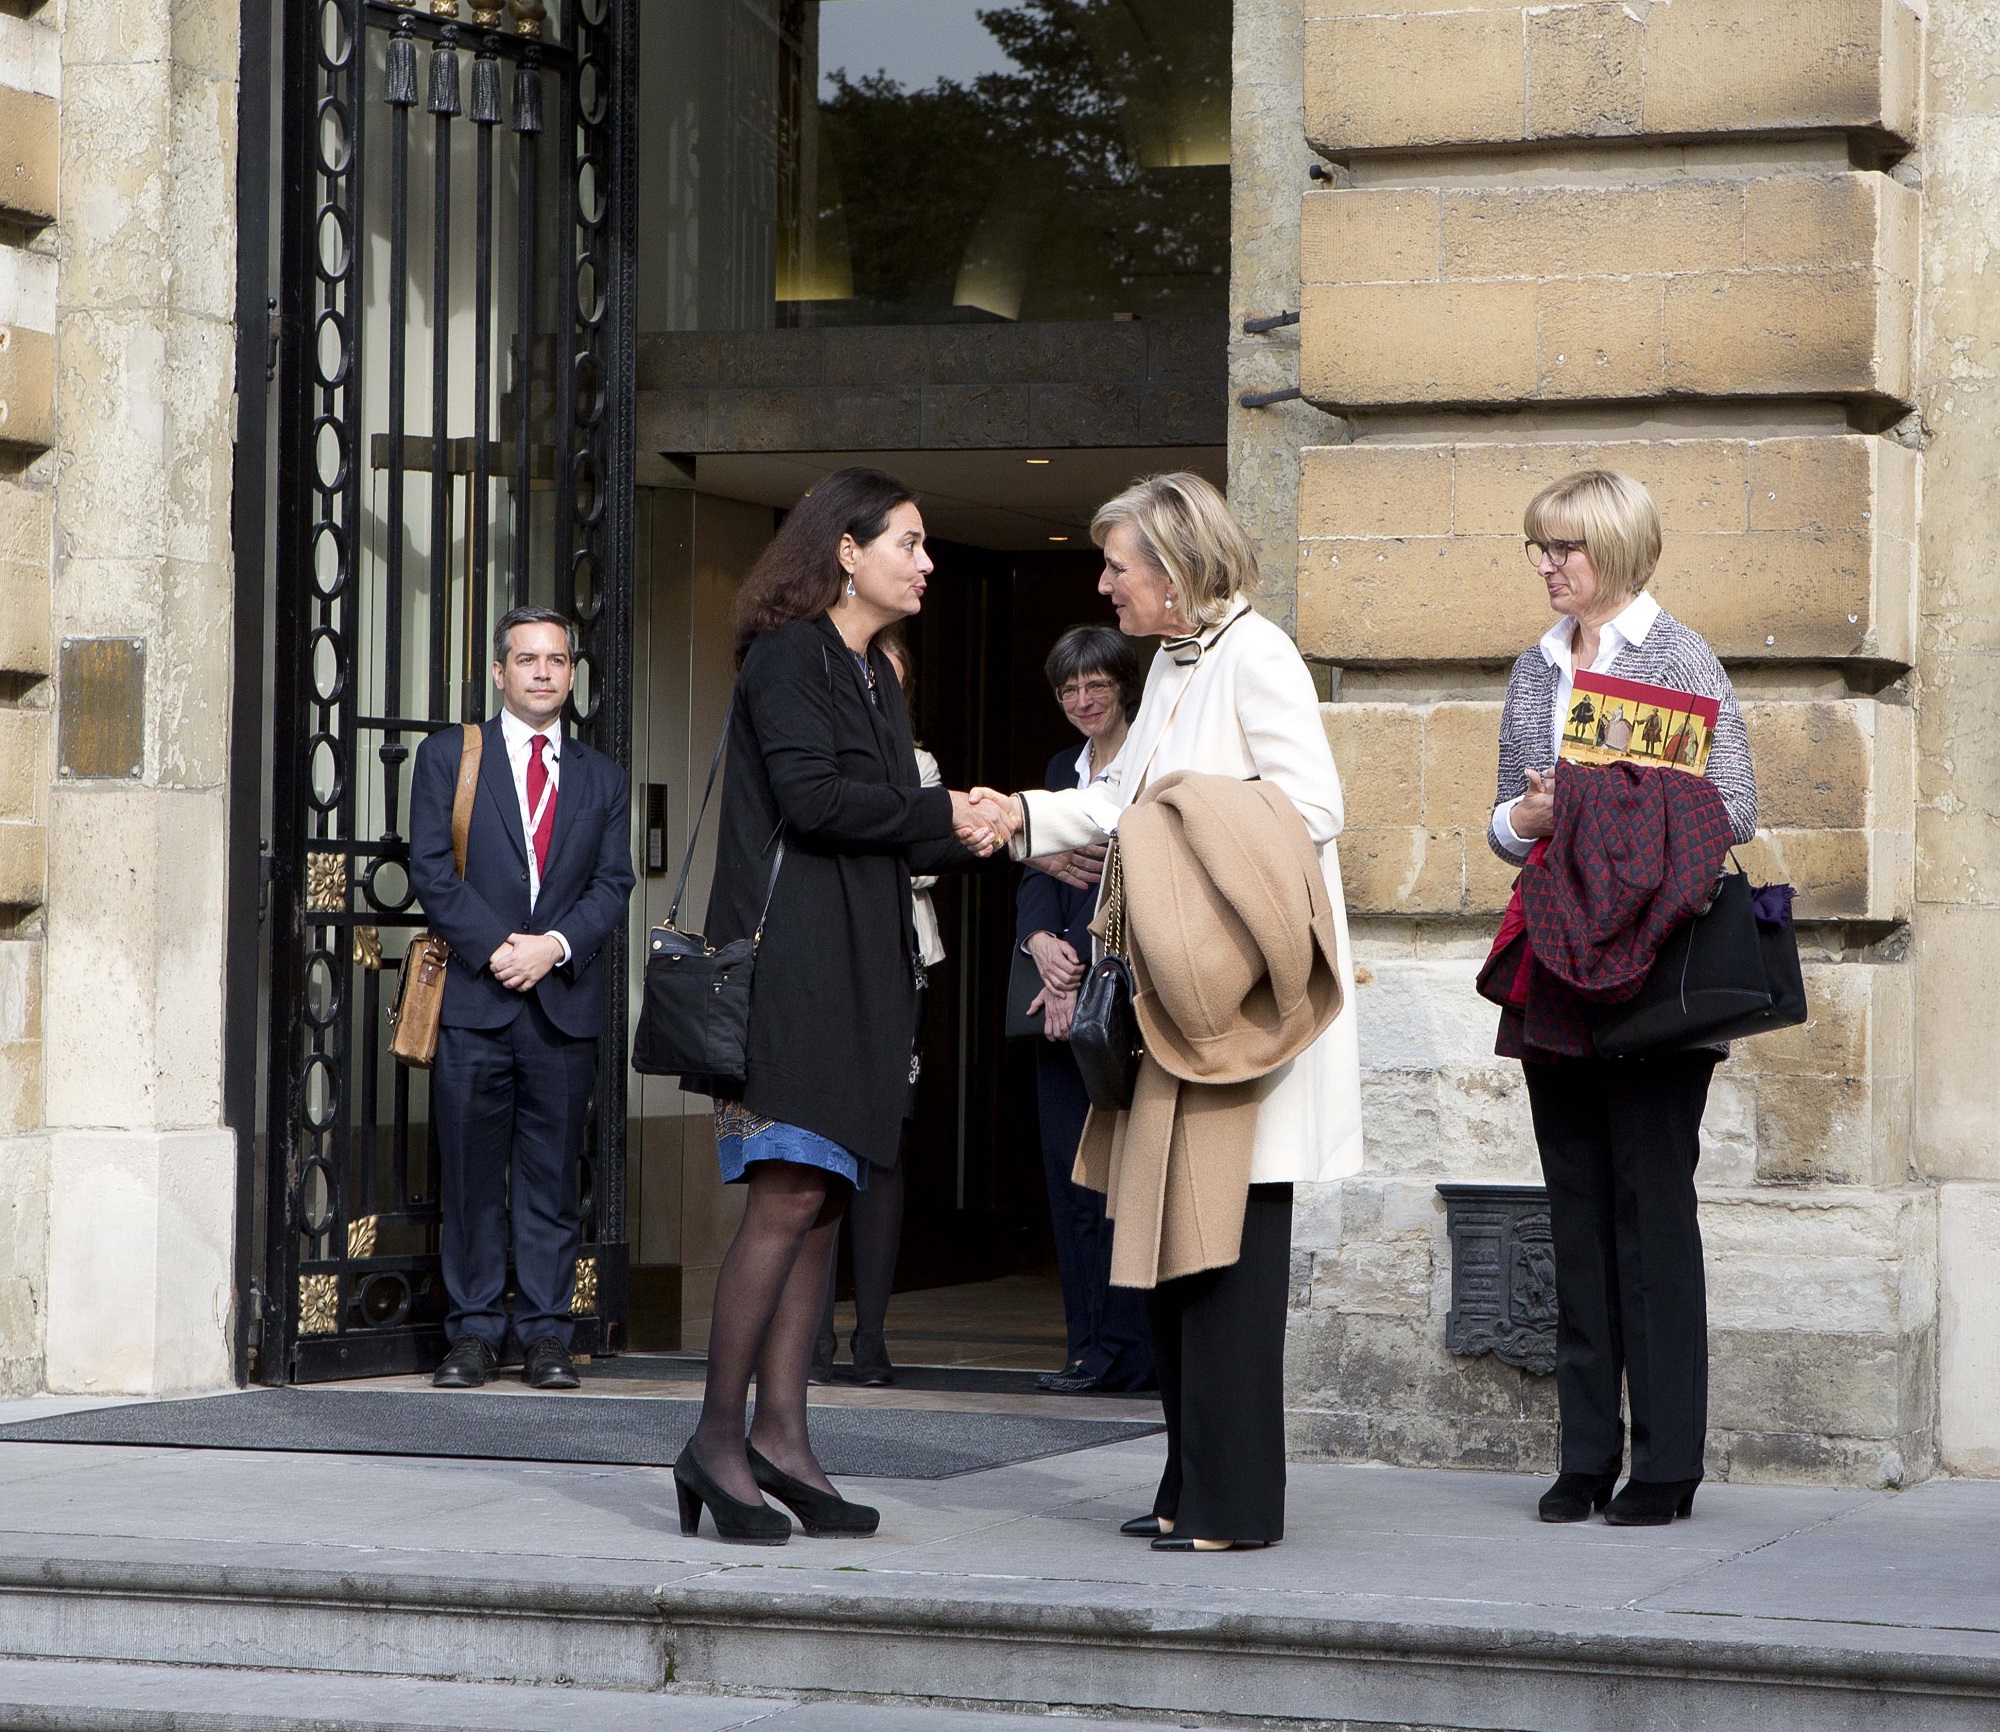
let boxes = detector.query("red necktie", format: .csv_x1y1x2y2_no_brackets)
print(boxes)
526,735,557,876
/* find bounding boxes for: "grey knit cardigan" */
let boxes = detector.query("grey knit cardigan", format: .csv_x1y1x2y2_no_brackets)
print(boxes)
1488,607,1758,862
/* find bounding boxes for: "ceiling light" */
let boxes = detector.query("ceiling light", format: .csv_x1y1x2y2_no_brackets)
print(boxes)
1025,458,1051,465
1048,535,1069,542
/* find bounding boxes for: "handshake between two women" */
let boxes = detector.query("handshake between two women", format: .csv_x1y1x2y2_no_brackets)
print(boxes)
948,787,1026,857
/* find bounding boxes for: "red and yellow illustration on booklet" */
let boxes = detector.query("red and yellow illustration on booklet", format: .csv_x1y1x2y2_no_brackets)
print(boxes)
1558,671,1718,775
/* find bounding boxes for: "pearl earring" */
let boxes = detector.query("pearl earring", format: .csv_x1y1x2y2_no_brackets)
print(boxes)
1165,590,1177,610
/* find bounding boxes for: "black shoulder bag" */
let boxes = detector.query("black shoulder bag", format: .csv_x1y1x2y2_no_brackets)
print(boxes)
1070,840,1143,1110
630,702,784,1090
1589,861,1808,1057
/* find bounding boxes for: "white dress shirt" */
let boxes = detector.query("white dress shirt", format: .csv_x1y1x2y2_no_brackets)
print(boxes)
910,744,946,969
499,707,571,962
1490,589,1663,860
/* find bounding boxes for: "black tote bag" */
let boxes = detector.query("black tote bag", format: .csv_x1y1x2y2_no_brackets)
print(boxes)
1589,868,1807,1058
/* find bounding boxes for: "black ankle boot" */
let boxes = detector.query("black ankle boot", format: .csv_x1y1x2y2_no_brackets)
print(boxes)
1538,1471,1619,1523
808,1327,837,1386
1604,1476,1701,1526
850,1328,894,1386
747,1444,879,1537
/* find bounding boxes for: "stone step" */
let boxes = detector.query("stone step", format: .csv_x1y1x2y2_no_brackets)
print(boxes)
1,1547,1998,1732
0,1657,1194,1732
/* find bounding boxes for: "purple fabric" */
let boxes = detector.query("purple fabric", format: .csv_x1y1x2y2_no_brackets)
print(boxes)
1752,882,1795,925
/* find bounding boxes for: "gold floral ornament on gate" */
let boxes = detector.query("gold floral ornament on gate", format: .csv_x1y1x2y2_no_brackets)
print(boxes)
571,1256,598,1317
305,852,348,914
509,0,545,36
346,1214,379,1259
298,1273,340,1336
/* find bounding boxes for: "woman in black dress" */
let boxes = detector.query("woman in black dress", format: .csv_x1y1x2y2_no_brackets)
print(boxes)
675,468,1002,1545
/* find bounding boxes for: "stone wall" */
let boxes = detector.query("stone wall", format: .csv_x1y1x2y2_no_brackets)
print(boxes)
0,0,240,1396
1247,0,1955,1484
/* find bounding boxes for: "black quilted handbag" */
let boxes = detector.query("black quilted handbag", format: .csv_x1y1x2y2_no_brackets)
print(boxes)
1068,839,1143,1111
631,705,783,1089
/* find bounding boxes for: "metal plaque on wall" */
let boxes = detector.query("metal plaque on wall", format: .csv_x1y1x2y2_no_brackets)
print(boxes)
1436,1183,1558,1376
57,637,145,780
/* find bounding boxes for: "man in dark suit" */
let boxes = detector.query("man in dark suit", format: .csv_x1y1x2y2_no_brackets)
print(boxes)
408,605,636,1389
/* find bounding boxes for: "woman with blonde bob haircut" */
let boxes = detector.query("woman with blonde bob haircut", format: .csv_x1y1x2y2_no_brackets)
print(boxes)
971,472,1364,1553
1489,467,1757,1531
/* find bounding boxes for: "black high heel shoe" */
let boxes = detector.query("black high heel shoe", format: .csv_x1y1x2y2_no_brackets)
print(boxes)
1119,1514,1166,1537
747,1444,880,1537
673,1444,791,1546
1603,1477,1700,1527
1538,1471,1619,1523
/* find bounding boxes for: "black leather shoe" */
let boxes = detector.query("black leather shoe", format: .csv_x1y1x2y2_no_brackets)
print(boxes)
521,1337,580,1390
1036,1360,1086,1392
1119,1514,1166,1537
433,1337,497,1389
850,1329,894,1387
1604,1477,1700,1526
673,1445,791,1546
1151,1536,1272,1552
1043,1371,1104,1395
1538,1471,1619,1523
748,1444,879,1537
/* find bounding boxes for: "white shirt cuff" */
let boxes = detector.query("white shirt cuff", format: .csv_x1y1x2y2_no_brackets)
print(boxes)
550,930,572,966
1491,799,1533,860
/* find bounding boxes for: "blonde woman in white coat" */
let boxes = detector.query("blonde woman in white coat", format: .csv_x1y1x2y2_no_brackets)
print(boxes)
971,472,1363,1551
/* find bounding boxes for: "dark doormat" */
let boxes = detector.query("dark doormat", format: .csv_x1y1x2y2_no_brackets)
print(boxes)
0,1391,1162,1480
582,1355,1159,1400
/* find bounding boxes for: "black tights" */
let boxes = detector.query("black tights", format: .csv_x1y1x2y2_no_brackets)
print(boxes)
691,1162,848,1506
819,1160,905,1344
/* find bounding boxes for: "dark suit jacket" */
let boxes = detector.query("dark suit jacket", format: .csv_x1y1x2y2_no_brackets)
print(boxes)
408,713,636,1039
1015,745,1097,961
705,616,978,1168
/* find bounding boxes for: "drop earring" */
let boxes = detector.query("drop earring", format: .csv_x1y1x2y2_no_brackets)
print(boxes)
845,575,856,599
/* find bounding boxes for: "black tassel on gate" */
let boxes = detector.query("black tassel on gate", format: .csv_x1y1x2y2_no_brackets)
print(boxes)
471,53,501,125
427,37,462,116
385,25,418,107
513,60,542,135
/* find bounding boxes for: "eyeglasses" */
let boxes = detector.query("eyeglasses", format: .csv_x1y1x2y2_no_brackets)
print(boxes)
1526,539,1587,569
1058,677,1120,707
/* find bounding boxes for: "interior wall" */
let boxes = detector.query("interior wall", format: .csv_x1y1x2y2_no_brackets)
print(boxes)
627,487,775,1346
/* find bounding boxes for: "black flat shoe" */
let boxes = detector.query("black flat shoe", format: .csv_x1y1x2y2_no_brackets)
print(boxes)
521,1336,580,1390
1119,1514,1165,1537
1150,1536,1271,1552
672,1445,791,1546
1538,1471,1619,1523
432,1337,497,1389
1036,1360,1086,1392
850,1329,894,1387
1042,1371,1104,1395
747,1444,879,1537
1604,1477,1700,1527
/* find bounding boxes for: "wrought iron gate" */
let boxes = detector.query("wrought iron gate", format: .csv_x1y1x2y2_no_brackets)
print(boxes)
261,0,635,1381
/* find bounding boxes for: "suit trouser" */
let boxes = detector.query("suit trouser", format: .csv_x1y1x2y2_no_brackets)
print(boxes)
1145,1183,1292,1543
1524,1053,1717,1483
1036,1042,1154,1389
433,994,595,1351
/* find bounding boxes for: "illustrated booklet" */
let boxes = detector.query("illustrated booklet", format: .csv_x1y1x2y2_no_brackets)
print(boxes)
1558,670,1718,775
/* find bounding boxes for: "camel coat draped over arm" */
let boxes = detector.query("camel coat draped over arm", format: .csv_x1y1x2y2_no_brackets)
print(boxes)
1075,771,1344,1289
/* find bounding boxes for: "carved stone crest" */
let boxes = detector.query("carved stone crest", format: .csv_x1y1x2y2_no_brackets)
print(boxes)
1437,1184,1558,1376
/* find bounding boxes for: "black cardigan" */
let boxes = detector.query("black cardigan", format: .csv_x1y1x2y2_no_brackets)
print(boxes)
704,615,973,1169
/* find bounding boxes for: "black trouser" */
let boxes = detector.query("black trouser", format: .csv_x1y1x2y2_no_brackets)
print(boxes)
1525,1054,1717,1484
1145,1183,1292,1543
433,996,595,1352
1037,1041,1154,1389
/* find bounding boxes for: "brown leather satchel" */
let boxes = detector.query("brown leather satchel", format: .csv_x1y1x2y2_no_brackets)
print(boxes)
389,721,483,1069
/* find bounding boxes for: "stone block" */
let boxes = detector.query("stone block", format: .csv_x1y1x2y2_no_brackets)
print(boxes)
1940,1183,2000,1476
0,1132,47,1391
0,552,48,677
1298,436,1917,665
1912,907,2000,1182
0,709,44,822
919,385,1029,449
1026,383,1141,447
0,820,41,906
0,87,55,224
45,1128,234,1394
1300,175,1917,411
635,389,708,453
0,324,51,449
808,388,919,451
720,330,821,390
1305,0,1921,153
